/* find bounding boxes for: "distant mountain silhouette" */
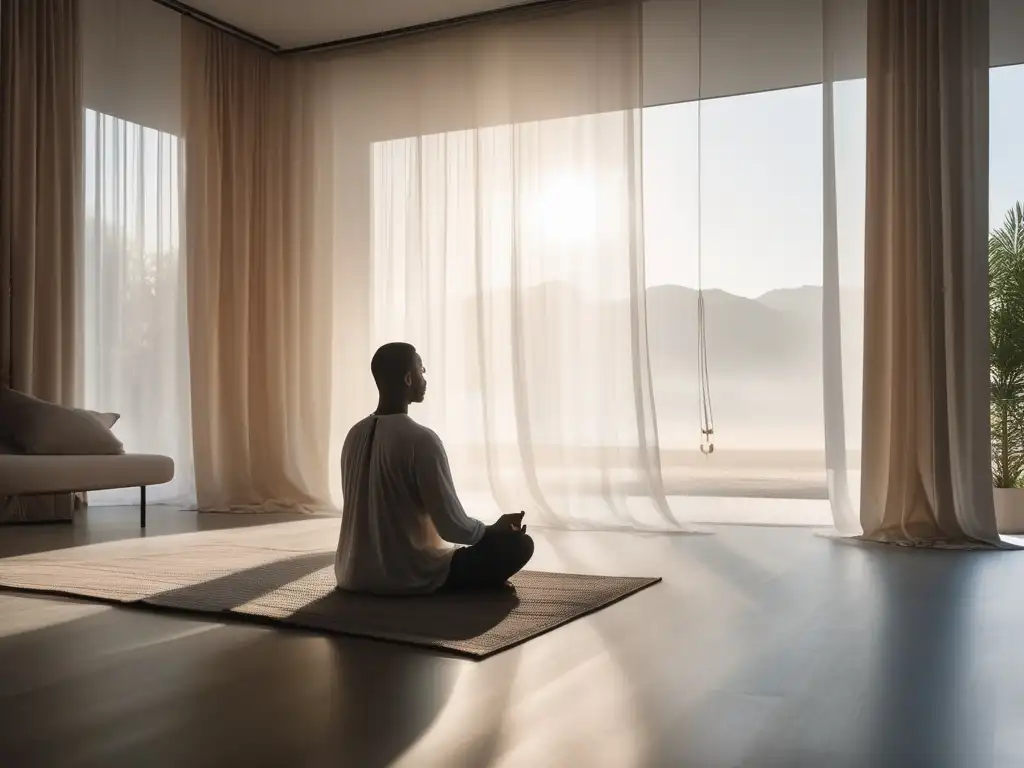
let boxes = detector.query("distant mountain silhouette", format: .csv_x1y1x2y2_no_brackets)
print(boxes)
454,281,862,381
757,285,825,320
645,285,818,375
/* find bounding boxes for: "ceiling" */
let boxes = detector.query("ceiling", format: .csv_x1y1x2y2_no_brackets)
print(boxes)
180,0,533,49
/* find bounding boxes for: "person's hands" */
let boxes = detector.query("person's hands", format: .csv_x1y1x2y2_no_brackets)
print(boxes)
488,511,526,535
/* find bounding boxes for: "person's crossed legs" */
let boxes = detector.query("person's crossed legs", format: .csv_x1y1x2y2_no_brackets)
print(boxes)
443,529,534,590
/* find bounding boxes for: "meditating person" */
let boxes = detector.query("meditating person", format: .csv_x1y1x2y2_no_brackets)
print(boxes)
334,342,534,595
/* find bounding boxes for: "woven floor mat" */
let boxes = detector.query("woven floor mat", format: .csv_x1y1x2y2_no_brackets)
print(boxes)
0,520,660,657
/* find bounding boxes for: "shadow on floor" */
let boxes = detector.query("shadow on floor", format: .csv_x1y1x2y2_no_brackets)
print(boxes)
0,599,465,768
142,551,521,647
0,546,516,767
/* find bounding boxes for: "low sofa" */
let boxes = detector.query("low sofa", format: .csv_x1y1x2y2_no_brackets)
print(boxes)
0,454,174,527
0,388,174,527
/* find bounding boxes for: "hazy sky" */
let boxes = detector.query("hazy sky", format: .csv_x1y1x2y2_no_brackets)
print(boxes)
990,66,1024,236
643,64,1024,298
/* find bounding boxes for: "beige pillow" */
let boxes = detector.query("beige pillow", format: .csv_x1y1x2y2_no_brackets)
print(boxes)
86,410,120,430
0,388,124,455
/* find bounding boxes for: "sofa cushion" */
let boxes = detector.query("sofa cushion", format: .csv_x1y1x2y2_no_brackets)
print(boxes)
0,454,174,496
0,388,124,455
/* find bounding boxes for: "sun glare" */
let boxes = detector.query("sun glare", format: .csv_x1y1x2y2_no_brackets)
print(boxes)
529,175,598,247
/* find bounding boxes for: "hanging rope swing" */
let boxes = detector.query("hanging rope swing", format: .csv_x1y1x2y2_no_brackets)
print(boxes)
698,289,714,455
696,0,715,457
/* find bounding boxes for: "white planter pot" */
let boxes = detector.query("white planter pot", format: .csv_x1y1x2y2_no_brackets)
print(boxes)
994,487,1024,534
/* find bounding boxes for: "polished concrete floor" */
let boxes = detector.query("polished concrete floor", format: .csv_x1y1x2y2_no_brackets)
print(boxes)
1,506,1024,767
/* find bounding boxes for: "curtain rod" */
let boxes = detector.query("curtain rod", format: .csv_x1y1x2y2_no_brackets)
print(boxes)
280,0,599,56
148,0,281,52
148,0,602,57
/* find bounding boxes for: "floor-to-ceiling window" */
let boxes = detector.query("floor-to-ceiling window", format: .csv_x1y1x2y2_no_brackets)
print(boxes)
81,110,192,505
988,64,1024,493
643,86,826,497
80,0,192,506
641,76,867,526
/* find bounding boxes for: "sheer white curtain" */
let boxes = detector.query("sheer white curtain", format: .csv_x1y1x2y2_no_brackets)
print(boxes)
823,0,867,535
80,0,193,505
311,0,678,530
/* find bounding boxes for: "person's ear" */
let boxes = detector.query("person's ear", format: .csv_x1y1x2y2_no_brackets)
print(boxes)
404,372,413,388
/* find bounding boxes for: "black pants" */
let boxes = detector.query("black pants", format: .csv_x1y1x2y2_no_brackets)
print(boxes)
443,531,535,590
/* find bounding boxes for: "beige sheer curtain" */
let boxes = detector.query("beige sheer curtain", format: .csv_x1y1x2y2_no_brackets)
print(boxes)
860,0,1000,545
182,20,332,511
0,0,80,403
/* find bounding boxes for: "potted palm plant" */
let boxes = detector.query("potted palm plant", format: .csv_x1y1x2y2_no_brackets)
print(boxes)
990,202,1024,533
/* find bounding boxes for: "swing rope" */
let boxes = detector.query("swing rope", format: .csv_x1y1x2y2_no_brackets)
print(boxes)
696,0,715,456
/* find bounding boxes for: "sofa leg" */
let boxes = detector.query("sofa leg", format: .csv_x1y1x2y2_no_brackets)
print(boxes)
140,486,147,529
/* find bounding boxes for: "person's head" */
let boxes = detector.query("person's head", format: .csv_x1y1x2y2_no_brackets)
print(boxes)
371,342,426,405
